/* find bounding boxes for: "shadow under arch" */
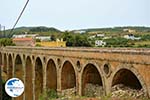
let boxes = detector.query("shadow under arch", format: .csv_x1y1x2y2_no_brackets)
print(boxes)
14,54,24,100
61,60,76,90
3,53,7,75
25,56,33,100
111,66,148,95
81,63,104,96
46,58,57,90
8,54,13,79
35,57,43,100
14,54,24,80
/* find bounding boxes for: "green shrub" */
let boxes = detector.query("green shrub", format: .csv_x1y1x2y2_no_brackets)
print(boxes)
39,89,58,100
35,44,42,47
0,38,15,46
1,80,11,100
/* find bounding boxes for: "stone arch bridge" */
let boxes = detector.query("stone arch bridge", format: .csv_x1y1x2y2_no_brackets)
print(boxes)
0,46,150,100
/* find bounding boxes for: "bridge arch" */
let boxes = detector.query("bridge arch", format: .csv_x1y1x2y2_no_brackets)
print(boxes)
81,62,104,96
35,57,43,99
46,58,57,90
14,54,24,80
110,65,147,95
14,54,24,100
3,53,7,74
25,56,33,100
61,60,76,90
8,54,13,78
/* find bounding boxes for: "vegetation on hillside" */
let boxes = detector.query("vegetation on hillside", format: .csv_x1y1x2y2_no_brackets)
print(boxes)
103,38,129,47
0,26,150,48
1,26,62,37
62,31,91,47
78,26,150,33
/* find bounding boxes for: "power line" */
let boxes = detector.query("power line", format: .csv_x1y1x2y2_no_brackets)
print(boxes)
8,0,30,37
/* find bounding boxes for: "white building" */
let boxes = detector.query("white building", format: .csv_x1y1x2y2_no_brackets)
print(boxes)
89,35,96,39
74,30,86,34
12,34,26,38
123,29,136,33
35,36,51,41
124,34,141,40
12,34,38,38
96,34,105,37
95,40,106,46
89,34,105,39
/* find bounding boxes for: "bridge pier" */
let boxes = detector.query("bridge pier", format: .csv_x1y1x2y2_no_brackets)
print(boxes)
32,57,36,100
57,68,62,95
42,59,47,92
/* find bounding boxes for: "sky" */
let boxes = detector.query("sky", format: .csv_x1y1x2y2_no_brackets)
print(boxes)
0,0,150,31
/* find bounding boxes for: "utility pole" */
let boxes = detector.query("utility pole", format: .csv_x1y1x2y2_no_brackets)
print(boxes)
0,24,1,38
0,25,6,38
3,26,5,38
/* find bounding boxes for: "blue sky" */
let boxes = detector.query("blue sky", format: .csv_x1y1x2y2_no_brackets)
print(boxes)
0,0,150,30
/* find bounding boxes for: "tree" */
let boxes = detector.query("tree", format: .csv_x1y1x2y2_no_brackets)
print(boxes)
36,39,41,42
74,34,91,47
51,34,56,41
0,38,15,46
62,32,91,47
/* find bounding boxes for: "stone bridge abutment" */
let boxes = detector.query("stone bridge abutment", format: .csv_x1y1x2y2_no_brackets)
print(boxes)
0,47,150,99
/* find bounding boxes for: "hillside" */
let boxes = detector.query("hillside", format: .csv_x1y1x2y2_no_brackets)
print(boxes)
1,26,62,37
2,26,150,37
0,26,150,48
75,26,150,33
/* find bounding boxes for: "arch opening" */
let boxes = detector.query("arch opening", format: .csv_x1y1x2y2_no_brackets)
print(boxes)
25,56,33,100
35,57,43,100
8,54,13,79
46,59,57,90
82,64,103,97
104,64,109,75
61,61,76,90
111,68,146,98
3,54,7,73
2,53,8,81
15,55,24,100
15,55,23,80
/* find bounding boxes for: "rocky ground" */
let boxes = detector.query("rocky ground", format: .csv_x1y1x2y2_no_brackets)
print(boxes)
49,83,149,100
61,87,76,97
84,83,104,97
111,84,147,99
55,97,149,100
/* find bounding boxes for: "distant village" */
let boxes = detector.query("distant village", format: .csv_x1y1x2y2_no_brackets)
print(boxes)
12,34,66,47
11,28,141,47
75,28,141,47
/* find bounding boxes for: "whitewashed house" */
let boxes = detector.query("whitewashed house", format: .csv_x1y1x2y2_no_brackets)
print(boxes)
95,40,106,46
35,36,51,41
124,34,141,40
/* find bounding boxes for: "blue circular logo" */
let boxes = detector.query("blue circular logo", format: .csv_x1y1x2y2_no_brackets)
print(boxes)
5,78,24,97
